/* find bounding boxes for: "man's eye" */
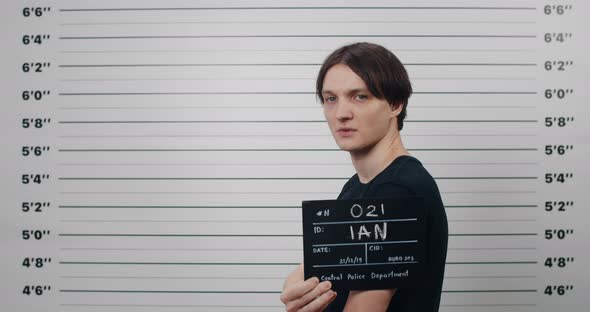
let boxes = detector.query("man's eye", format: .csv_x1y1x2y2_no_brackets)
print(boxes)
325,96,336,102
355,94,368,100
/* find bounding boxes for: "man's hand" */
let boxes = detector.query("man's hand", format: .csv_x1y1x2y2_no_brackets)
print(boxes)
281,264,337,312
281,277,337,312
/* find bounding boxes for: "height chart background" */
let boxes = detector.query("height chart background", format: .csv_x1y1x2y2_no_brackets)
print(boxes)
1,0,588,311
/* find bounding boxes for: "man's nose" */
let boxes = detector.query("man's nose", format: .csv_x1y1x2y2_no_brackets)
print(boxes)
335,99,353,120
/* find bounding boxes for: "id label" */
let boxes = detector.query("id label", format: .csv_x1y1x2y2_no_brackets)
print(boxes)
302,197,427,290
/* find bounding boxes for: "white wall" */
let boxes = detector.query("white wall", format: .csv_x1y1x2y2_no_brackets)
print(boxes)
2,0,588,311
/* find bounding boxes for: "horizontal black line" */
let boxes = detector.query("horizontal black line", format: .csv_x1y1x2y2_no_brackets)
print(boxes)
60,92,311,95
60,63,323,67
59,248,300,251
446,261,537,264
409,119,536,122
55,148,326,152
58,92,536,96
59,275,288,278
59,274,535,279
59,78,538,83
62,219,294,223
446,205,537,208
450,233,537,236
55,75,519,82
60,21,538,26
61,303,536,307
59,35,536,40
60,191,538,195
59,234,300,237
58,48,537,53
60,262,297,265
58,233,536,237
59,120,327,123
57,135,537,139
56,161,540,165
55,148,327,152
58,148,538,152
60,304,284,308
59,261,536,266
442,304,537,307
410,63,536,66
58,289,537,293
57,120,537,124
59,205,300,209
58,63,537,67
60,289,281,293
56,105,537,110
439,177,537,179
59,47,536,54
63,219,533,223
58,177,347,180
57,176,538,181
58,205,537,209
443,289,537,293
59,7,537,12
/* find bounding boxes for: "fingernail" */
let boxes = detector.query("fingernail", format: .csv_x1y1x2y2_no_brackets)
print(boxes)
313,277,320,284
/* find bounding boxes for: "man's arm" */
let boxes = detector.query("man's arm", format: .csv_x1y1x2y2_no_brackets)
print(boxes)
281,263,337,312
343,289,396,312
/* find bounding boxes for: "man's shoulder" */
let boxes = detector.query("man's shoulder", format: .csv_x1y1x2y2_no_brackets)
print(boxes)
380,156,434,184
338,155,439,199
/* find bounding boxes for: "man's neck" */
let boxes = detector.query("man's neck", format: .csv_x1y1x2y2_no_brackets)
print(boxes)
350,132,409,184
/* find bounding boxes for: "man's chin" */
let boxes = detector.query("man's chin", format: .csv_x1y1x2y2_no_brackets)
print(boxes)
337,143,367,154
335,142,353,151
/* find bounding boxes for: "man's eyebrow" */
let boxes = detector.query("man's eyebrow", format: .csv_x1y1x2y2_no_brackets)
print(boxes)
347,88,369,94
322,88,368,95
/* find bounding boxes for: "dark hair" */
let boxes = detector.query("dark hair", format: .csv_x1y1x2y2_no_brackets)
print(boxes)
316,42,412,131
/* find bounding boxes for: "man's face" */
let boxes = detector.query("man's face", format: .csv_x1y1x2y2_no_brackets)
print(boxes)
321,64,401,154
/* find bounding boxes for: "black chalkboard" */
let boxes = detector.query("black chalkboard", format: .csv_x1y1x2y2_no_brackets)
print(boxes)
302,197,427,290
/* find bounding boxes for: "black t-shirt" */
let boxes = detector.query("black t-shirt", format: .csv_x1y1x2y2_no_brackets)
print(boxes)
324,155,448,312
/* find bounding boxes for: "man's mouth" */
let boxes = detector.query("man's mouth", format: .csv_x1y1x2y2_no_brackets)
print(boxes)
336,128,356,136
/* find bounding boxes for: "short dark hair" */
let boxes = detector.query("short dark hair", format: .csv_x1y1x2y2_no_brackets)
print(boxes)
316,42,412,131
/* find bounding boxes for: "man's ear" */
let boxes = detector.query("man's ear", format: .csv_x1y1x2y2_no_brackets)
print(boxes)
389,102,403,117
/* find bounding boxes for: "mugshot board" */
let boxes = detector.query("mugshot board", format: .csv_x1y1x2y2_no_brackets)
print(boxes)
1,0,588,311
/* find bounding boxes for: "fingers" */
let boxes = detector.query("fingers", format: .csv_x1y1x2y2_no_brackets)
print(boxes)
295,281,332,308
301,288,337,312
281,277,319,304
285,281,335,312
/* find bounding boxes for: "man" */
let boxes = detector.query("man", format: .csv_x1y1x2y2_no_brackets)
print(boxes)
280,42,448,311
